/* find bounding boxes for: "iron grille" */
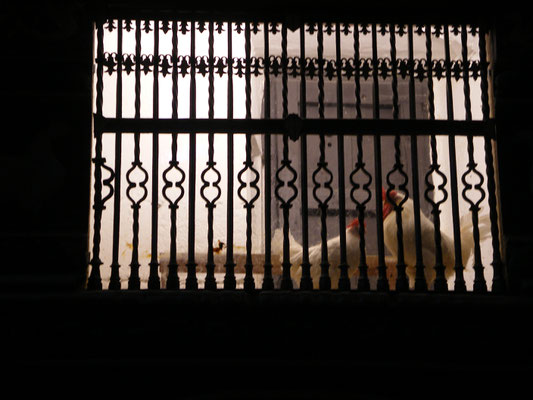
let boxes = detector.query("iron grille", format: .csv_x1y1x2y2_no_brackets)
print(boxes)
88,16,505,293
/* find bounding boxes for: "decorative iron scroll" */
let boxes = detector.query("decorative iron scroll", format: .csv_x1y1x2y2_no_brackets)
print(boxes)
275,133,298,290
201,135,222,290
125,135,149,290
162,134,186,290
87,132,115,291
386,140,410,291
350,134,372,291
461,136,487,291
236,137,260,290
100,19,483,86
424,135,449,292
312,134,334,290
100,51,482,84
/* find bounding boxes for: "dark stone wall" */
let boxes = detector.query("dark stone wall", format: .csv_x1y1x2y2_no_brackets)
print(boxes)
0,3,532,396
3,291,532,396
490,13,533,293
0,3,93,290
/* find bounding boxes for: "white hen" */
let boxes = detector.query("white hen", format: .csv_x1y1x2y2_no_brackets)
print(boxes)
271,218,363,289
382,188,492,288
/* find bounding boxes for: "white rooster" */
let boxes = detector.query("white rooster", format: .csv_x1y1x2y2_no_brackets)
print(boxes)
382,187,491,289
272,218,363,289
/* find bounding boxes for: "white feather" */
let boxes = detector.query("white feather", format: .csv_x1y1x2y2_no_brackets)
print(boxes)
383,191,493,289
289,225,362,289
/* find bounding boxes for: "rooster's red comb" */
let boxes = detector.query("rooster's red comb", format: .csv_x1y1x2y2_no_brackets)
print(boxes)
347,218,366,230
382,187,398,202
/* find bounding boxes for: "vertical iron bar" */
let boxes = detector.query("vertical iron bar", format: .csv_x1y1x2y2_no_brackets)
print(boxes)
461,25,487,293
408,24,427,292
149,19,161,290
109,19,123,290
165,135,180,291
262,22,274,290
172,21,179,119
444,25,467,292
389,23,409,291
462,26,473,123
135,20,142,119
279,137,294,290
127,132,147,290
353,134,372,291
166,20,180,290
428,135,447,293
225,21,237,290
372,23,389,291
426,25,436,121
317,23,331,291
336,23,349,291
353,23,371,291
95,21,104,117
479,24,505,292
282,23,288,119
87,19,105,291
127,19,145,290
354,24,362,119
280,22,294,290
186,20,198,290
317,24,325,120
204,20,217,290
390,25,399,121
299,23,312,290
426,24,447,292
243,21,256,291
371,24,380,119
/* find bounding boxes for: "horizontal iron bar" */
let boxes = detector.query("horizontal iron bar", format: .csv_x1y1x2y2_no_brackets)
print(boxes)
94,115,496,138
